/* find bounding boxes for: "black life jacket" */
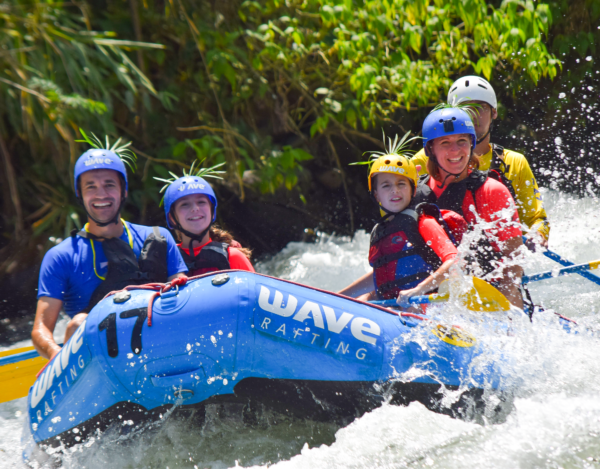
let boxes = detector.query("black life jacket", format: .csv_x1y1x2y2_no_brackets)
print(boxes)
414,170,503,276
179,241,230,277
368,207,444,300
414,170,488,216
75,226,168,313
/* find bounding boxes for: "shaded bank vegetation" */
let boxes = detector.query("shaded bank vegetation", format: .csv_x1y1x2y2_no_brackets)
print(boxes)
0,0,598,323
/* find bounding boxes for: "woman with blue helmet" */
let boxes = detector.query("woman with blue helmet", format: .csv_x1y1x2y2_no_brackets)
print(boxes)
157,165,254,276
413,106,524,308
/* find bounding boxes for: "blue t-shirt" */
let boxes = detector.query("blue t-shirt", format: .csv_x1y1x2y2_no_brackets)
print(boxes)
38,222,187,317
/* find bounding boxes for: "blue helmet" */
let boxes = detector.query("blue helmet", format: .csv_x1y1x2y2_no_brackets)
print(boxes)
74,149,128,197
422,108,476,155
163,176,218,229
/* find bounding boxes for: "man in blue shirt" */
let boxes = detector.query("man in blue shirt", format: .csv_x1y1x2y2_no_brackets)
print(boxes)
32,148,187,360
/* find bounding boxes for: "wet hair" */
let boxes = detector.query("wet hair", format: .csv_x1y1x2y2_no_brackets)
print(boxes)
209,226,253,260
426,142,481,180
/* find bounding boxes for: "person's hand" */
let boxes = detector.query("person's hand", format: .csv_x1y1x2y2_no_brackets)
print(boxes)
396,287,422,308
524,232,548,252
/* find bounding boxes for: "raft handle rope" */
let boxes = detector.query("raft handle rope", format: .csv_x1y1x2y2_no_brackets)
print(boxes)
102,276,188,327
101,271,424,327
147,277,188,326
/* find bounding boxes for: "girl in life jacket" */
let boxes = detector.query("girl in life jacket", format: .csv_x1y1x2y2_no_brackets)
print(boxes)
339,135,459,308
156,165,254,276
414,105,524,308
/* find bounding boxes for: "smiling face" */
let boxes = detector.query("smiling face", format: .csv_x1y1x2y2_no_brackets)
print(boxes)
372,173,413,213
171,193,213,235
80,169,124,224
430,133,473,177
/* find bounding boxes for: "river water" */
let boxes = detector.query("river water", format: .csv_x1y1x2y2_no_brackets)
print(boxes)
1,188,600,468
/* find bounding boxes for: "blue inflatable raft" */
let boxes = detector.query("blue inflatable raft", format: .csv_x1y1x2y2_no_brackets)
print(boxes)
23,271,514,453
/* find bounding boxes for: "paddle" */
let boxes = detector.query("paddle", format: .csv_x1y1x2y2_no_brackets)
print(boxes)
370,276,511,312
523,259,600,284
524,236,600,286
541,249,600,286
0,345,48,404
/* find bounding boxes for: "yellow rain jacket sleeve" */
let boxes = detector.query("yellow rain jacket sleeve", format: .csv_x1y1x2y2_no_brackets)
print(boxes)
411,146,550,241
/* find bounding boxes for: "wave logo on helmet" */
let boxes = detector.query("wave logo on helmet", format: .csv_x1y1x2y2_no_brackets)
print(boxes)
178,182,206,192
378,165,406,175
155,160,226,228
84,157,115,166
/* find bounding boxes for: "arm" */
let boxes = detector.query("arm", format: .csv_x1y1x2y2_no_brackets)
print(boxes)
168,272,187,281
496,236,524,309
32,297,64,360
476,181,525,308
396,259,455,305
506,151,550,248
338,270,375,298
397,216,458,304
228,248,255,273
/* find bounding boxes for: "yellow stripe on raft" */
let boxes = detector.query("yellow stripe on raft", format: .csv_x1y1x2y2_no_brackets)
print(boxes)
0,346,48,404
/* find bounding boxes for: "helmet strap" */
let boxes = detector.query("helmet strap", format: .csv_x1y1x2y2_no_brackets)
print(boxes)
476,121,493,145
434,149,474,189
170,210,213,264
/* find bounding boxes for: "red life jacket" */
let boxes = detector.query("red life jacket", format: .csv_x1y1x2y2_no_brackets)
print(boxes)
368,206,459,300
414,170,505,275
179,241,231,277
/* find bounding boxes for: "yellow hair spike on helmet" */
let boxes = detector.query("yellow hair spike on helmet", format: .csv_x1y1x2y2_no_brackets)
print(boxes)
368,154,419,192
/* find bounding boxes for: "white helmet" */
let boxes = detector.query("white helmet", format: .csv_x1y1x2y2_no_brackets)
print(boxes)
447,75,497,109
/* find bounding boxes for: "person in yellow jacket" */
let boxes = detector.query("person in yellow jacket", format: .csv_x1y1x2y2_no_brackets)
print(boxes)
412,75,549,249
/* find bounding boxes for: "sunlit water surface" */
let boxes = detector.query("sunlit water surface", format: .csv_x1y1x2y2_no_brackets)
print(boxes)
2,188,600,468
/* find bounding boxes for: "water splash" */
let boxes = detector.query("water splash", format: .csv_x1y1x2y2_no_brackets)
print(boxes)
2,188,600,468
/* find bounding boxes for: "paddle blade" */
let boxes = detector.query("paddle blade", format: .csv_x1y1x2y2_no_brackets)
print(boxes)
438,277,510,312
0,346,47,404
466,277,510,312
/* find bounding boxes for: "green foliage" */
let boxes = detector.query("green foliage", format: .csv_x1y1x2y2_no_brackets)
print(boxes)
257,146,313,193
0,0,586,249
241,0,559,132
0,0,165,240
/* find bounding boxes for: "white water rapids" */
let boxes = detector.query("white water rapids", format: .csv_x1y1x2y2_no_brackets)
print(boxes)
2,187,600,468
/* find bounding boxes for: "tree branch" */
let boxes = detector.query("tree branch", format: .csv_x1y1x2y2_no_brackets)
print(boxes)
327,135,354,236
0,132,24,235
